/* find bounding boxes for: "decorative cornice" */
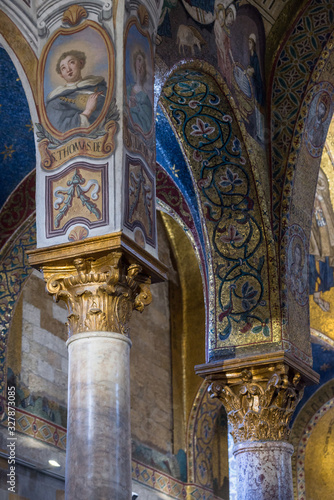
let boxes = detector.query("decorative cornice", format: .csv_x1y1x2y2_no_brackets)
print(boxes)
41,251,152,337
27,231,167,283
195,353,319,444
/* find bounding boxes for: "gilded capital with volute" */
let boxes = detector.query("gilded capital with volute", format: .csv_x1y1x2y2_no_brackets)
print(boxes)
42,251,152,337
207,362,305,443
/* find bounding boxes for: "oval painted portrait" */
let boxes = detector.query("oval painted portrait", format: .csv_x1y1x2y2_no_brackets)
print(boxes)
40,23,114,140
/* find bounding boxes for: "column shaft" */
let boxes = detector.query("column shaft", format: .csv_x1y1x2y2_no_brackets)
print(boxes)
233,441,294,500
65,332,132,500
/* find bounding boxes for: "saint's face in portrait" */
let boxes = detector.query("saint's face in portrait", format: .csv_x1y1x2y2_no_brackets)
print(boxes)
317,101,326,121
45,49,107,135
225,7,235,28
248,37,255,53
134,52,146,85
307,92,331,149
58,54,84,84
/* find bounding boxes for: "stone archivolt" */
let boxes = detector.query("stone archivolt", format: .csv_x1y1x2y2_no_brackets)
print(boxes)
208,364,305,443
43,251,152,337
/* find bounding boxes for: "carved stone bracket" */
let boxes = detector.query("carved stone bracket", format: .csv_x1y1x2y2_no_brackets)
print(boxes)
42,251,152,337
195,354,319,444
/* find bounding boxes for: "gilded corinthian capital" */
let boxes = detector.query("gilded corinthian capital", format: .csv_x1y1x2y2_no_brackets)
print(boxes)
41,251,152,337
28,234,167,337
195,353,319,444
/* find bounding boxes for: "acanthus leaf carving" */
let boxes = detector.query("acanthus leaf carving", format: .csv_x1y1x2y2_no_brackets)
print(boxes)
43,251,152,337
208,363,305,443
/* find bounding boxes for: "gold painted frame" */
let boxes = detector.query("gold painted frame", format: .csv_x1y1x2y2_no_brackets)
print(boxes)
123,17,154,140
38,20,114,142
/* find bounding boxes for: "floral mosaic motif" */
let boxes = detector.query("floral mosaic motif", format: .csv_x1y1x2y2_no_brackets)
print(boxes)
161,68,271,349
0,220,36,401
0,170,35,249
270,0,334,239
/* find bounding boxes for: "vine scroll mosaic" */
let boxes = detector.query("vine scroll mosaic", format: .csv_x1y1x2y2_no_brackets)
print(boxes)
160,67,279,359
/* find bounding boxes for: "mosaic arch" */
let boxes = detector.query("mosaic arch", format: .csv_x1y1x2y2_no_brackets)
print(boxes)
277,39,334,360
270,0,334,240
187,380,229,498
295,395,334,500
159,62,280,362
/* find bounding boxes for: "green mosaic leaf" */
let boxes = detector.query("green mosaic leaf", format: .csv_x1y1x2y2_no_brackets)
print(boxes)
311,37,318,50
305,16,311,31
263,326,270,337
252,325,262,334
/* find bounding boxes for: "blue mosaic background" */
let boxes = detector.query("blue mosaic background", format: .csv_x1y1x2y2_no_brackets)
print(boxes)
156,103,205,251
292,340,334,424
0,47,36,209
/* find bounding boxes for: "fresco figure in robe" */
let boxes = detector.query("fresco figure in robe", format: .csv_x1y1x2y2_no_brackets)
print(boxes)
46,50,106,134
156,0,178,44
246,33,265,142
127,49,153,134
308,93,331,148
309,168,334,312
214,2,236,89
289,241,305,295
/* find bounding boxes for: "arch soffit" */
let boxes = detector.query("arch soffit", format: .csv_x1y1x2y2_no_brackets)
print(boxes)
281,36,334,240
158,60,272,233
290,378,334,499
269,0,334,239
159,61,280,360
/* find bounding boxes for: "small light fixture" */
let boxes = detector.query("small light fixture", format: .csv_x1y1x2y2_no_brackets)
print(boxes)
48,460,61,467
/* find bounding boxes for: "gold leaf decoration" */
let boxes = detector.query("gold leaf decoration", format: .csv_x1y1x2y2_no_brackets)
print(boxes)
138,5,149,27
63,4,88,26
43,252,152,337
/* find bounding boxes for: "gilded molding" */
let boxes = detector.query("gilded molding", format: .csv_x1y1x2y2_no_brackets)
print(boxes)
62,4,88,26
27,232,168,283
196,353,319,444
138,5,149,27
42,252,152,337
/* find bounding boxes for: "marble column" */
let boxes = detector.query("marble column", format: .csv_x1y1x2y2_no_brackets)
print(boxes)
233,441,294,500
66,331,132,499
28,246,158,500
195,354,319,500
